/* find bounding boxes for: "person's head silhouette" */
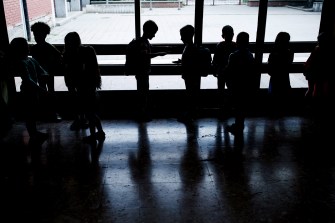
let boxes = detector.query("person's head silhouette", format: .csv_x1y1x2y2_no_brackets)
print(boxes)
31,22,51,44
143,20,158,40
180,25,194,44
222,25,234,42
64,31,82,52
236,32,249,49
274,31,290,49
10,37,29,60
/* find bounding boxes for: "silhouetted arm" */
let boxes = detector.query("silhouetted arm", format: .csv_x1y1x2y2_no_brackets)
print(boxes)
149,52,167,58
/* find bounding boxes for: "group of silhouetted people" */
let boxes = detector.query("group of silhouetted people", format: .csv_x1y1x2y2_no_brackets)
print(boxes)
1,22,105,144
1,20,334,142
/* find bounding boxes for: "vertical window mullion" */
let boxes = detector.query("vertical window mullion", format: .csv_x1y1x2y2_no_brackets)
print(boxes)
255,0,268,88
135,0,141,39
194,0,204,45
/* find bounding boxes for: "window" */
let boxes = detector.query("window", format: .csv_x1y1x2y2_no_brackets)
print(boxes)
3,0,321,91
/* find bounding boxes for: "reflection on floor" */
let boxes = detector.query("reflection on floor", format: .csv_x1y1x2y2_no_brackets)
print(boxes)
1,115,335,223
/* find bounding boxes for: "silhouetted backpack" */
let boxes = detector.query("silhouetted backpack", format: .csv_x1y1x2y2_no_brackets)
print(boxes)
125,38,141,76
195,45,212,77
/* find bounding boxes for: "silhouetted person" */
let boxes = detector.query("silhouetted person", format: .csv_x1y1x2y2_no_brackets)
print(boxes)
30,21,63,122
127,20,167,122
63,32,105,142
304,32,335,117
0,50,13,137
212,25,237,118
63,32,88,131
177,24,202,123
8,37,49,143
267,31,294,115
225,32,257,135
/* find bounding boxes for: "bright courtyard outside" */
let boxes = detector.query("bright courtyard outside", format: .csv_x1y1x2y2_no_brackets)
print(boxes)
19,3,321,91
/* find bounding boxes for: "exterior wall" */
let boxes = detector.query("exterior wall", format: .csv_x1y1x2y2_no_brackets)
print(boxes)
70,0,82,11
27,0,55,27
27,0,53,20
4,0,54,41
3,0,22,28
82,0,90,7
55,0,68,18
4,0,24,40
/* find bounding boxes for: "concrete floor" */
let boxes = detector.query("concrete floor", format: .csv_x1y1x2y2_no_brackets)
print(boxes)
1,112,335,222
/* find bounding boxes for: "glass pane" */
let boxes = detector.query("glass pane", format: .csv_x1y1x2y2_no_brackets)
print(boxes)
4,0,317,92
203,2,258,43
48,5,136,44
265,6,321,42
264,5,321,90
203,1,258,89
38,0,195,45
4,0,26,42
140,0,195,44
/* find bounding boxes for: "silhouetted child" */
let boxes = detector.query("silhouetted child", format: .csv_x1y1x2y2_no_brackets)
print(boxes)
304,32,335,117
177,24,202,123
31,21,63,122
63,32,105,142
127,20,167,122
212,25,237,118
225,32,257,135
62,33,88,131
267,31,294,115
0,50,13,137
8,37,49,142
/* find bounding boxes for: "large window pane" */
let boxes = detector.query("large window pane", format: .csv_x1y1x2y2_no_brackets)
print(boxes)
203,1,258,90
4,0,26,41
5,0,318,91
48,12,136,44
265,6,321,42
264,5,321,89
203,2,258,43
141,1,195,44
47,0,194,45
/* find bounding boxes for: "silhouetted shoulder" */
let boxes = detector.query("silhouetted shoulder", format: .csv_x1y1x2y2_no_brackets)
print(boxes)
31,42,61,55
216,41,237,50
80,45,98,63
80,45,96,54
30,42,62,73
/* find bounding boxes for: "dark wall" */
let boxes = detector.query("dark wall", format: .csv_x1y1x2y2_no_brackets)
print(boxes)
10,88,308,121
